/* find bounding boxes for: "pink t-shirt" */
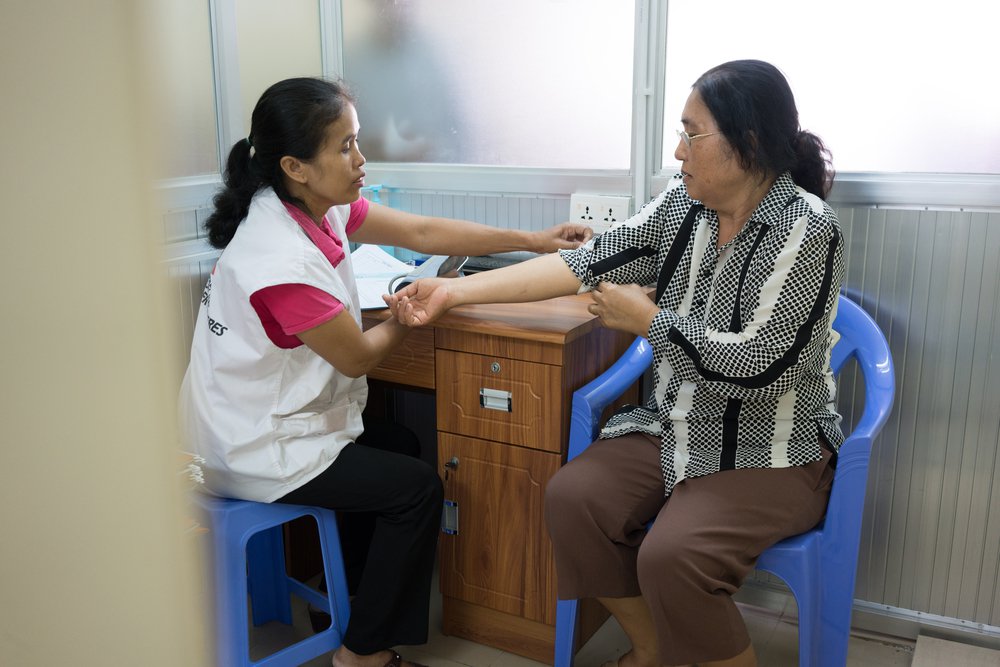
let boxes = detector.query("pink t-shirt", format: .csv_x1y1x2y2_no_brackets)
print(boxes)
249,197,370,348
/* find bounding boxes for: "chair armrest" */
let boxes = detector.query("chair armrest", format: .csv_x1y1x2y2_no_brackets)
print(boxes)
567,337,653,461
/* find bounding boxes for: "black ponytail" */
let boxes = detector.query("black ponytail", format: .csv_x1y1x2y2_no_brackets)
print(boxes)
203,77,355,249
791,131,835,200
205,138,259,248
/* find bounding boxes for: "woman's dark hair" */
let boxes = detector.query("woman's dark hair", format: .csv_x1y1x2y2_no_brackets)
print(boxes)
693,60,834,199
204,77,355,248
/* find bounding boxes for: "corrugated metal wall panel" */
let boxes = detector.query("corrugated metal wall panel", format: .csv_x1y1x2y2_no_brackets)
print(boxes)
837,205,1000,630
163,192,1000,634
166,257,216,377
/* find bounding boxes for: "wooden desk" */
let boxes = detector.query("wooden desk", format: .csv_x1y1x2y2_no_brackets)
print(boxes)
363,293,636,663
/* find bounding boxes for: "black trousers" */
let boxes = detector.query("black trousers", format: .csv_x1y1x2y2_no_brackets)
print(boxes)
274,419,442,655
339,420,423,595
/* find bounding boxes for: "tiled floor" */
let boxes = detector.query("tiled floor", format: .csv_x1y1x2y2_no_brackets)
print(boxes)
250,570,916,667
910,635,1000,666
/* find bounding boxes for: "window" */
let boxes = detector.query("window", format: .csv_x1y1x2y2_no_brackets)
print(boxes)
147,0,324,182
236,0,323,129
146,0,219,179
661,0,1000,175
149,0,998,211
341,0,635,169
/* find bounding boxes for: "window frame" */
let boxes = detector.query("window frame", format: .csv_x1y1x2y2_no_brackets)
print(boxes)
157,0,1000,214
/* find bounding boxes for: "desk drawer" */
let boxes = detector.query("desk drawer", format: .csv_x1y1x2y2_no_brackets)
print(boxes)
436,349,562,452
366,326,435,389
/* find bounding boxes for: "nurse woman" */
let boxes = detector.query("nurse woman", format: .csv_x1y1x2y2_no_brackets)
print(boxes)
178,77,592,667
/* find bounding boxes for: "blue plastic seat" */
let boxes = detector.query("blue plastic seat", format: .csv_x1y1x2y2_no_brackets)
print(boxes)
553,294,895,667
192,494,352,667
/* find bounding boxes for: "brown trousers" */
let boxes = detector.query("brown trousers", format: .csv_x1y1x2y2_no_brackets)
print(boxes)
544,433,834,665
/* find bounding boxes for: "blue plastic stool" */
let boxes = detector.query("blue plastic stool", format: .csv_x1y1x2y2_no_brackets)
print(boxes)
192,494,351,667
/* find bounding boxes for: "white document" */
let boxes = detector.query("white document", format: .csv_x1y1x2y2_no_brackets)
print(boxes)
352,244,415,310
351,244,469,310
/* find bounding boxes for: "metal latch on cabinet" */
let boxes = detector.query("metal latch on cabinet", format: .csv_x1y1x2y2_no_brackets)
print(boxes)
441,499,459,535
480,387,512,412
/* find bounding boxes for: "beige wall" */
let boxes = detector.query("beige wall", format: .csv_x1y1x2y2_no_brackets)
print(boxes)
0,2,210,665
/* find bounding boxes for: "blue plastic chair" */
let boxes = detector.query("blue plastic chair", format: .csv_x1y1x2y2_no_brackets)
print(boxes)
192,494,352,667
553,294,895,667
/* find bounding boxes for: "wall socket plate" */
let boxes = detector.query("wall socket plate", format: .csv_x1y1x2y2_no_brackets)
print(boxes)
569,193,631,233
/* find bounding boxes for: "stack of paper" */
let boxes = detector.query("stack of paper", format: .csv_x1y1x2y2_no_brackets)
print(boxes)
352,244,468,310
352,244,415,309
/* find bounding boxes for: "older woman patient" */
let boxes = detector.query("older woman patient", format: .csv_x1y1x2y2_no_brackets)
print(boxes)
388,59,843,667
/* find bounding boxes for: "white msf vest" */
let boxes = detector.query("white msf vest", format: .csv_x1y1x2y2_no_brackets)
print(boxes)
179,188,368,502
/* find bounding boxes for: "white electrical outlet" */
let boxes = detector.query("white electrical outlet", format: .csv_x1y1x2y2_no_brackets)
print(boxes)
569,194,631,233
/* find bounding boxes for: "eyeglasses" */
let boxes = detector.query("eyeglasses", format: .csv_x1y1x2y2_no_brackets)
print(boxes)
676,129,718,148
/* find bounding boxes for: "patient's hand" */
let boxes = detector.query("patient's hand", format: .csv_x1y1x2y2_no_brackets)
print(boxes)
589,282,659,337
383,278,452,326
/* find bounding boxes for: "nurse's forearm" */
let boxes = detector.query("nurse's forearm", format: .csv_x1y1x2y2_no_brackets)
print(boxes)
354,318,412,375
298,311,411,379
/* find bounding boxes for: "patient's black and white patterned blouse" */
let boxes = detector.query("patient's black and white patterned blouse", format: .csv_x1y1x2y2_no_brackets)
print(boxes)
559,172,845,496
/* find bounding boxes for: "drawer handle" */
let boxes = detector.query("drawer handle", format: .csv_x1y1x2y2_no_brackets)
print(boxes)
480,387,512,412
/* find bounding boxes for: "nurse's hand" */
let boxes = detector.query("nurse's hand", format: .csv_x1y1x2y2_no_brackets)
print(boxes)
588,282,658,337
384,277,453,327
530,222,593,252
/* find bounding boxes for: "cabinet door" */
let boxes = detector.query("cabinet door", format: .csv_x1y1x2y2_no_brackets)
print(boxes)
438,432,562,624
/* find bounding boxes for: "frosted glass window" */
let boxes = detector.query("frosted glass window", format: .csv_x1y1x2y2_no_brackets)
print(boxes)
342,0,634,169
661,0,1000,175
146,1,219,179
237,0,323,133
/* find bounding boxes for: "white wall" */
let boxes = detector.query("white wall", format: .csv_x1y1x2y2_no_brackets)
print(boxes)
0,2,210,665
